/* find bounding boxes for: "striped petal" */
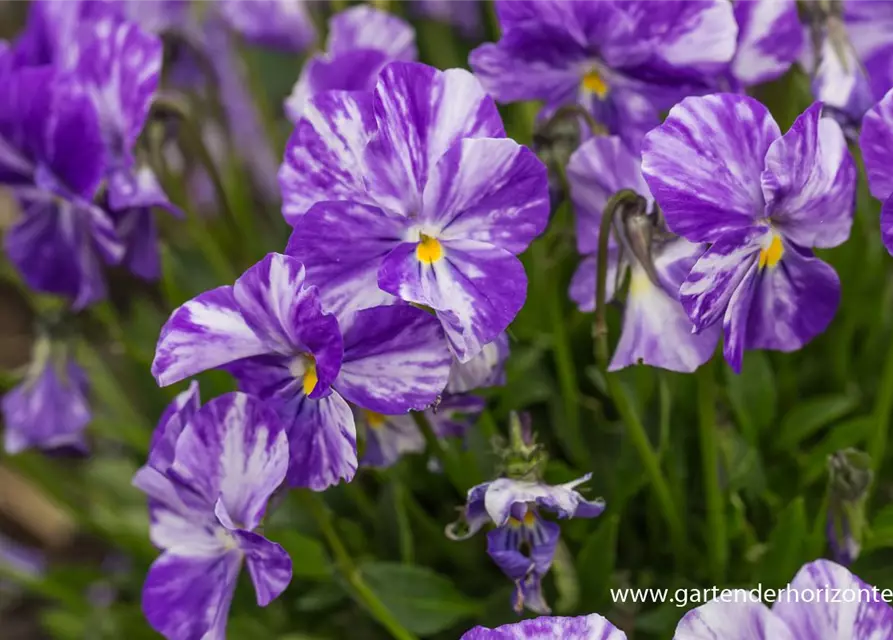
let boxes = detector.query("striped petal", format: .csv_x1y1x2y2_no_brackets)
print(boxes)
235,530,292,607
219,0,316,52
327,5,416,61
145,380,200,472
731,0,803,87
673,593,795,640
861,88,893,201
484,475,605,526
284,391,357,490
462,614,627,640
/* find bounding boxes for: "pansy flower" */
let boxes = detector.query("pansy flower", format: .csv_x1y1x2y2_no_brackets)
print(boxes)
641,95,856,373
285,5,417,123
468,0,737,145
728,0,803,91
860,88,893,255
219,0,316,52
1,338,90,455
152,253,452,490
462,614,626,640
448,474,605,614
674,559,893,639
133,387,292,640
567,136,719,372
447,332,509,394
359,394,485,469
281,61,550,362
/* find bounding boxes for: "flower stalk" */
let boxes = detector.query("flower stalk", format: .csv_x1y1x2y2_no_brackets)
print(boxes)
697,360,727,582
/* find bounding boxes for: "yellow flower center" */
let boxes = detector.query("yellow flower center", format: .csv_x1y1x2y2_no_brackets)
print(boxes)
628,267,653,297
416,234,443,264
364,410,386,429
758,234,784,269
302,357,318,396
522,511,536,526
581,69,609,99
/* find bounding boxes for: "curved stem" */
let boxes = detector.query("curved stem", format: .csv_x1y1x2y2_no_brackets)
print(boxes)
548,103,606,137
301,493,418,640
697,361,726,582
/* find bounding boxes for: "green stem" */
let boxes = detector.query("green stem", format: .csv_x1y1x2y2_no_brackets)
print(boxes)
697,361,726,582
869,343,893,479
300,493,418,640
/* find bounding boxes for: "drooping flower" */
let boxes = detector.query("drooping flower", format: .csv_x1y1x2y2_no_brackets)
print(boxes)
674,559,893,639
462,614,626,640
641,95,856,373
218,0,316,52
447,332,509,394
284,5,417,123
860,88,893,254
133,388,292,640
151,253,452,490
359,394,485,469
281,61,550,362
1,337,90,454
468,0,738,145
567,135,719,372
728,0,803,91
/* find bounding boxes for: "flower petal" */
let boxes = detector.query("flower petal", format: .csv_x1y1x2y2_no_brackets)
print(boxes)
462,614,627,640
484,475,605,526
774,560,893,639
861,88,893,201
731,0,803,87
486,526,535,580
359,412,424,469
285,201,404,316
673,592,794,640
363,61,505,216
327,5,416,61
641,94,780,242
569,248,625,313
235,530,292,607
378,239,527,362
882,195,893,256
447,333,510,394
279,90,378,223
144,498,222,555
421,137,549,254
142,551,242,640
219,0,315,52
145,380,200,472
762,103,856,248
171,393,288,531
151,286,270,387
284,392,357,490
336,305,451,413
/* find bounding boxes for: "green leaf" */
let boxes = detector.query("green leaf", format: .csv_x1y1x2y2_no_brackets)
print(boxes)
359,561,481,635
576,514,620,607
867,505,893,552
272,531,331,580
774,394,860,451
757,497,808,588
725,351,776,443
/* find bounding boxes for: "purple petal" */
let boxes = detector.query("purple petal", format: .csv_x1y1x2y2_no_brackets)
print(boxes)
673,593,795,640
731,0,803,87
486,526,535,581
861,88,893,201
144,497,223,554
847,4,893,108
232,253,343,396
420,138,549,254
446,481,492,541
882,195,893,256
427,393,485,438
641,94,780,243
284,392,357,490
327,5,416,61
108,206,160,281
235,530,292,607
810,36,873,124
145,380,200,472
336,305,451,414
378,239,527,363
363,61,504,217
171,393,288,530
359,411,424,469
762,102,856,248
142,551,242,640
569,248,625,314
279,90,378,223
152,286,271,387
285,201,404,316
462,614,627,640
107,164,180,214
483,475,605,526
447,333,510,394
219,0,315,52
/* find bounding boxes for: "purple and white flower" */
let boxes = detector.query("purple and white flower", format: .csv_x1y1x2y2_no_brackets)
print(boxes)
447,332,509,394
462,614,626,640
728,0,803,90
448,474,605,614
674,559,893,639
284,5,416,123
151,253,452,490
860,88,893,255
1,338,90,454
219,0,316,52
641,95,856,373
567,136,719,372
468,0,737,145
281,61,550,362
133,388,292,640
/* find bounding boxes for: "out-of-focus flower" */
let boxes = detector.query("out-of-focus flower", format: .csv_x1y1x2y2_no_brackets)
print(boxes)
468,0,737,146
412,0,483,40
285,5,417,123
151,253,452,490
860,88,893,255
462,614,626,639
219,0,316,52
281,61,550,362
674,559,893,639
826,449,872,567
728,0,803,90
359,394,484,469
567,136,719,372
447,332,509,394
133,389,292,640
641,95,855,373
1,337,90,454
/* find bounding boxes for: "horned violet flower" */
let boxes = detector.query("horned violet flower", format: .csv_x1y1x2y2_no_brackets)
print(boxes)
860,88,893,254
281,61,550,362
468,0,737,145
567,136,719,372
133,388,292,640
284,5,417,122
728,0,803,90
462,614,625,639
151,253,452,490
641,95,856,373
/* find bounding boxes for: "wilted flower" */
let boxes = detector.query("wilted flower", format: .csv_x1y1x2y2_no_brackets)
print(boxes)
133,389,292,640
642,95,856,373
567,136,719,372
860,88,893,255
462,614,625,640
674,559,893,638
281,61,550,362
284,5,417,123
151,253,452,490
728,0,803,91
